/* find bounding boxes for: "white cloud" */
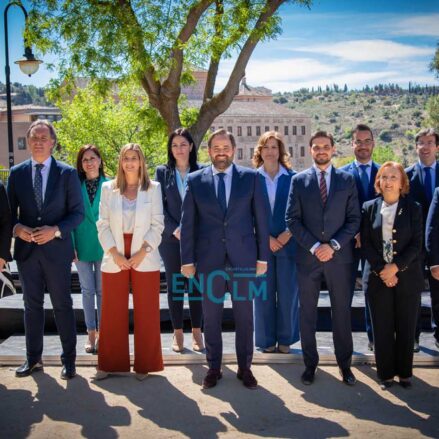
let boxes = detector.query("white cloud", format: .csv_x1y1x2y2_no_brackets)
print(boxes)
390,14,439,37
295,40,433,62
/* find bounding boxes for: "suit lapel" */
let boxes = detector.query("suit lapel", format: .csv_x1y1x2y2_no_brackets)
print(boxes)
326,167,337,207
374,197,384,244
310,168,324,208
24,160,38,211
414,163,427,205
81,182,94,222
369,163,379,199
226,165,240,217
201,166,223,216
259,173,273,218
168,167,183,206
42,158,60,211
392,198,405,231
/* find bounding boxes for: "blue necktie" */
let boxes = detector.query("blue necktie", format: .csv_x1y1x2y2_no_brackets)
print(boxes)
359,164,370,197
34,163,44,211
424,167,433,202
217,173,227,216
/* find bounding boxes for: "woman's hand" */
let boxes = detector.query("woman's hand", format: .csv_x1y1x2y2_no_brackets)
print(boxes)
129,249,147,269
379,263,399,283
110,248,131,270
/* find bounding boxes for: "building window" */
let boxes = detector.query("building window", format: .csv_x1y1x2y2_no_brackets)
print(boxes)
256,126,261,136
301,125,306,135
17,137,26,150
210,126,215,132
227,126,233,133
300,146,305,157
292,126,297,135
274,126,279,132
237,126,242,136
265,126,270,132
289,147,293,157
247,126,252,136
250,148,254,159
284,126,289,135
237,148,243,160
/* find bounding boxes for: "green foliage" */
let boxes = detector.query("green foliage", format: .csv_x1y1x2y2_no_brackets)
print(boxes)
333,155,354,168
379,130,392,143
425,95,439,130
372,146,398,164
51,81,167,174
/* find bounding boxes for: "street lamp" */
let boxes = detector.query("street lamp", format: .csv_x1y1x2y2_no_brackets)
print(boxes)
4,1,43,168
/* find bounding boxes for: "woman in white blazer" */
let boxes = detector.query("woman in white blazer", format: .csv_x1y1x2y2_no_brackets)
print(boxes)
95,143,164,380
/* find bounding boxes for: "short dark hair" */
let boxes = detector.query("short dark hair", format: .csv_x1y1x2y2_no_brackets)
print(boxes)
76,144,106,182
415,128,439,145
26,119,57,145
208,128,236,148
309,130,334,147
352,124,374,141
166,128,198,170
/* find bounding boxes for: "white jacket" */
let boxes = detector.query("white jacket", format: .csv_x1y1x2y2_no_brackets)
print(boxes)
97,180,164,273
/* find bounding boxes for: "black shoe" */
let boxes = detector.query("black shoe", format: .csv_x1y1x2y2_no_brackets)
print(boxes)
339,367,356,386
379,380,393,390
367,341,374,351
301,367,316,385
237,368,258,389
15,360,43,378
61,364,76,380
399,379,412,389
202,369,222,389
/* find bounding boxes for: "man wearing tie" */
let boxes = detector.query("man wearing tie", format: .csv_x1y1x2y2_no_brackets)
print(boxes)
180,129,269,389
7,120,84,379
286,131,360,386
340,124,379,350
406,128,439,351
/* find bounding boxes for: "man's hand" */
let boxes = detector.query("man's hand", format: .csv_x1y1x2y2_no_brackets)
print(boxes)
431,266,439,281
15,224,33,243
0,257,6,271
129,249,147,269
173,228,181,241
270,236,283,252
384,275,399,288
277,230,292,246
256,261,267,276
31,226,58,245
315,243,334,262
181,264,196,278
354,233,361,249
379,263,399,283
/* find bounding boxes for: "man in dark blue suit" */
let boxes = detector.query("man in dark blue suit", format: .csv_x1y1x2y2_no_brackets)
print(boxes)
286,130,360,386
340,124,379,349
406,128,439,351
7,120,84,379
180,129,269,389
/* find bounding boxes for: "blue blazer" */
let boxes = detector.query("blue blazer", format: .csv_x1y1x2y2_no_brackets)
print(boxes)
180,164,270,271
7,158,84,263
340,161,380,208
155,163,204,243
426,187,439,266
285,166,360,264
259,169,296,258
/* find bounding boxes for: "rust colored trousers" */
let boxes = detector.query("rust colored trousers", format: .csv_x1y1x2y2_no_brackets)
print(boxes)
98,234,163,374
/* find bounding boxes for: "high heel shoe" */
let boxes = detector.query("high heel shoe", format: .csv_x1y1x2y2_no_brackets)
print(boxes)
172,330,184,352
192,328,205,352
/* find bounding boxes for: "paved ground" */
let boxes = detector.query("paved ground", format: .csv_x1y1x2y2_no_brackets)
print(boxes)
1,364,438,438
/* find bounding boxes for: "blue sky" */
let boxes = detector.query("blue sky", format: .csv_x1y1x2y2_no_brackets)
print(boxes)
1,0,438,92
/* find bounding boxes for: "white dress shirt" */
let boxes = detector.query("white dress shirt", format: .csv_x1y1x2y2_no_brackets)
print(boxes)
257,165,289,213
212,164,233,206
354,159,373,180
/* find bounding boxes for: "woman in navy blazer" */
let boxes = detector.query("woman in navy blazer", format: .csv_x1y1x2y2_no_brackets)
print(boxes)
362,162,423,389
253,131,299,353
155,128,204,352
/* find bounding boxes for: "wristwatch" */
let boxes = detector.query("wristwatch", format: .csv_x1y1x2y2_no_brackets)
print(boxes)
329,239,340,251
142,244,153,253
54,229,62,239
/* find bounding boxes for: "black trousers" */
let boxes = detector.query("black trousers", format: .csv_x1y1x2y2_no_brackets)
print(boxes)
368,275,419,380
415,270,439,342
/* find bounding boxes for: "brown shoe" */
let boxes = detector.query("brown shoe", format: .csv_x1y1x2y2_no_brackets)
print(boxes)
192,328,205,352
203,369,222,389
237,368,258,389
277,344,290,354
85,330,97,354
172,330,184,352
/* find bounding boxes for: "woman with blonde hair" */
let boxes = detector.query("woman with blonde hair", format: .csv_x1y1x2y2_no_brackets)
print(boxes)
253,131,299,353
95,143,164,380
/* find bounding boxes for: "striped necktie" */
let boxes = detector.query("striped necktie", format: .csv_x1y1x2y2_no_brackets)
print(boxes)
319,170,327,205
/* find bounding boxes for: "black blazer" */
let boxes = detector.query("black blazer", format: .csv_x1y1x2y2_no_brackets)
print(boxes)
0,181,12,261
361,196,424,290
426,187,439,266
155,163,204,243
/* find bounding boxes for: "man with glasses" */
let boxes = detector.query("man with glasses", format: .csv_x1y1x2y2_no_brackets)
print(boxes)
341,124,380,351
406,128,439,351
286,130,360,386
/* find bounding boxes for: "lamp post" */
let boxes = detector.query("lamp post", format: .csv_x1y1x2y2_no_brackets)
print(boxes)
4,1,42,168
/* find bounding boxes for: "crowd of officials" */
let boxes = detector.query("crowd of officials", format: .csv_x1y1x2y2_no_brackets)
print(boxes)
0,119,438,391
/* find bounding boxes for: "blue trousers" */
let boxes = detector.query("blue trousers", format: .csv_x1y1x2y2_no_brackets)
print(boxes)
254,255,299,348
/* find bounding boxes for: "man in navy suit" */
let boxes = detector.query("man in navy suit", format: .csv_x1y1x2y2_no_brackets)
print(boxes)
340,124,379,350
406,128,439,351
286,130,360,386
7,120,84,379
180,128,269,389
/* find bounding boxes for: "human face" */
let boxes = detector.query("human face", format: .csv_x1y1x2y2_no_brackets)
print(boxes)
171,135,192,165
122,150,141,177
261,137,280,167
28,125,55,163
379,166,402,199
208,134,235,170
310,136,335,168
352,130,374,163
416,135,438,166
81,150,101,180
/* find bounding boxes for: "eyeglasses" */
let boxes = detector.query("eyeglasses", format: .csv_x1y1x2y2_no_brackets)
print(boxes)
417,141,437,147
354,139,373,147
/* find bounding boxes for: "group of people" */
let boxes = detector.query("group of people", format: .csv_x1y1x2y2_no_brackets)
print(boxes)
1,118,438,391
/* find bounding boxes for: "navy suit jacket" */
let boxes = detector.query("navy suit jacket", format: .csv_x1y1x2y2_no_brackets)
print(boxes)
180,164,270,271
285,166,360,264
0,181,12,261
155,163,204,244
426,187,439,266
340,161,380,208
259,169,296,258
7,158,84,263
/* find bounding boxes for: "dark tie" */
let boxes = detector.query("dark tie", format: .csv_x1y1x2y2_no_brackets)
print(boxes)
319,170,327,205
424,167,433,202
217,172,227,216
34,163,44,211
359,164,370,196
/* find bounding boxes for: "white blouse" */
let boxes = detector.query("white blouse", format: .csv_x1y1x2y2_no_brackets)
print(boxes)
380,201,398,263
122,196,137,233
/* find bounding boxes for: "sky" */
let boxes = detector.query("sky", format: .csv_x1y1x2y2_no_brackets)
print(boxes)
1,0,438,92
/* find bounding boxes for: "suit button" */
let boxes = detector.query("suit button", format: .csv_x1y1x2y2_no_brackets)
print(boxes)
224,222,227,227
393,251,397,255
37,217,41,221
393,240,397,243
221,238,225,243
392,229,396,233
